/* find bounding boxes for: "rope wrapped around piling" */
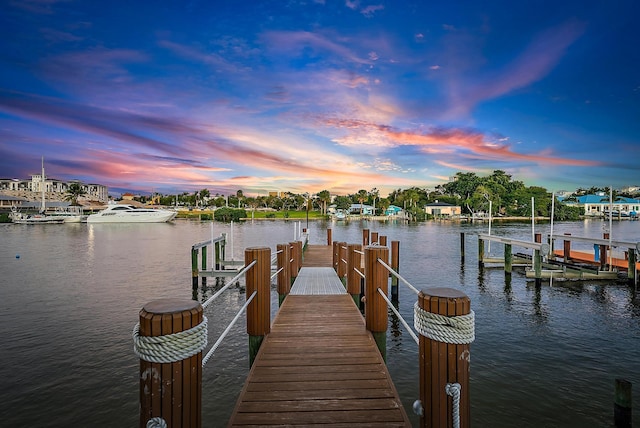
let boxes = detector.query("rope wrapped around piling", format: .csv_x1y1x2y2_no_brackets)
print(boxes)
133,317,208,363
414,303,475,344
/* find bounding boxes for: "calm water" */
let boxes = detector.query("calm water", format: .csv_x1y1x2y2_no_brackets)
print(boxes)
0,219,638,427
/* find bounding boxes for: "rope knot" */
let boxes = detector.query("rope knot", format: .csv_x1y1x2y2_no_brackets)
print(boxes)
133,317,208,363
413,302,475,344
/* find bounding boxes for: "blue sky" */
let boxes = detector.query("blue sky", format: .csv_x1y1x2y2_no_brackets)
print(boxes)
0,0,638,197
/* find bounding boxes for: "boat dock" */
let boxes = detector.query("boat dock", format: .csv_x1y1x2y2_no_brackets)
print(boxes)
228,247,410,426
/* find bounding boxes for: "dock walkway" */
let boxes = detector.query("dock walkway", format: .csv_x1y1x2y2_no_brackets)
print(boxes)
228,245,411,427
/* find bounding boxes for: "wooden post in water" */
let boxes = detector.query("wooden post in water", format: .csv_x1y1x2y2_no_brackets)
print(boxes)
364,245,389,361
277,243,291,306
535,233,541,243
295,240,303,272
614,378,632,427
191,247,199,291
534,249,542,286
478,237,485,267
327,228,332,246
628,248,637,285
417,288,471,428
371,231,379,244
460,232,465,261
138,299,204,428
504,243,512,277
201,246,207,287
245,247,271,367
347,244,363,306
379,235,387,246
563,233,572,262
391,241,400,302
214,241,221,270
362,228,370,247
337,241,347,281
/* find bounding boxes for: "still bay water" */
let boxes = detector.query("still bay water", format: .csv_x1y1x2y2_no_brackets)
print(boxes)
0,218,638,427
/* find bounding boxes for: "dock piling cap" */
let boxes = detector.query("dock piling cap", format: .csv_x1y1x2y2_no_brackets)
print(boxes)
420,287,468,299
143,298,201,314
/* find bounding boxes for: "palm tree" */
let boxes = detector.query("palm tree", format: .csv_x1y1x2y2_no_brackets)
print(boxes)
64,183,87,206
356,189,368,215
317,190,331,215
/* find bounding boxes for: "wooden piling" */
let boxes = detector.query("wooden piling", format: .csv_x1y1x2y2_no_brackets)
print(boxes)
215,241,221,270
628,249,637,284
277,243,291,306
295,240,303,272
245,247,271,367
614,378,632,427
504,243,512,276
417,288,471,428
362,228,370,247
289,242,300,279
332,241,339,272
138,299,203,428
327,228,332,246
364,245,389,361
534,249,542,286
391,240,400,302
460,232,465,261
201,246,207,287
380,235,387,246
563,233,571,262
337,241,347,280
347,244,363,306
371,232,379,244
478,238,485,267
191,247,198,291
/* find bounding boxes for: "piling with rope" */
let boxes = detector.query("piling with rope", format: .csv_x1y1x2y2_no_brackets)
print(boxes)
277,243,291,306
135,298,206,428
245,247,271,367
414,288,473,428
364,245,389,361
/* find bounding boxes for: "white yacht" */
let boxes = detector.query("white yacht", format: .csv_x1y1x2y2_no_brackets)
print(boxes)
87,204,177,223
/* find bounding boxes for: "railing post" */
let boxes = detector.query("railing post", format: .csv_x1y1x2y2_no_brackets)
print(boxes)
327,228,332,246
347,244,362,306
245,247,271,367
191,247,199,291
137,299,204,428
362,228,370,247
391,241,400,302
337,241,347,281
295,240,303,273
417,288,472,428
332,241,339,272
277,243,291,306
364,245,389,361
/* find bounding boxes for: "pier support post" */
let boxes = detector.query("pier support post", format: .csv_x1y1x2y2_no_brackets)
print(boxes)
337,242,348,281
191,247,199,291
201,246,207,287
460,232,465,262
137,299,204,428
245,247,271,367
295,240,303,272
391,241,400,302
362,229,370,247
364,245,389,361
628,248,637,285
371,232,379,244
289,242,300,280
416,288,472,428
504,243,512,277
277,243,291,306
614,378,632,427
534,249,542,286
379,235,387,247
327,228,332,246
332,241,339,272
215,241,221,270
563,233,571,262
478,238,485,267
347,244,363,306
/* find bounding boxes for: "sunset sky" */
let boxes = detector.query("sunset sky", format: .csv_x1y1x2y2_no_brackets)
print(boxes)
1,0,638,197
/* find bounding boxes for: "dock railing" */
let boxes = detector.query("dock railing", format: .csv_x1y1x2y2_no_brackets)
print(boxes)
336,234,475,428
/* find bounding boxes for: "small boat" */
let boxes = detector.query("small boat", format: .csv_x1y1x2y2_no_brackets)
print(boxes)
87,204,177,223
10,208,66,224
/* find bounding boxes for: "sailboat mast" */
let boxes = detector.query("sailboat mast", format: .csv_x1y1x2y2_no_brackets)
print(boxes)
41,156,46,213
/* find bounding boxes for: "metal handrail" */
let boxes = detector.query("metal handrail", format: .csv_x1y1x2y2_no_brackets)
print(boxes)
377,288,419,345
377,258,420,296
202,259,257,309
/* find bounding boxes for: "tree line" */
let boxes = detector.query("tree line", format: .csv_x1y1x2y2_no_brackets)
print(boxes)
120,170,638,221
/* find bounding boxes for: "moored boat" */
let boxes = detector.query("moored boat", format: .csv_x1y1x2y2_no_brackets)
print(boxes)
87,204,177,223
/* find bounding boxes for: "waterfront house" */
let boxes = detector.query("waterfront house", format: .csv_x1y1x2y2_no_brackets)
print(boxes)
385,205,403,216
424,201,461,217
348,203,375,215
563,194,640,217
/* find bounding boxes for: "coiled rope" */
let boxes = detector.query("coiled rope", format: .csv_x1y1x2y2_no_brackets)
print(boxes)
133,317,208,363
413,302,475,344
146,417,167,428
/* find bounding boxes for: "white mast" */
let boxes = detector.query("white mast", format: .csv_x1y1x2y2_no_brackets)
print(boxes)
40,156,46,213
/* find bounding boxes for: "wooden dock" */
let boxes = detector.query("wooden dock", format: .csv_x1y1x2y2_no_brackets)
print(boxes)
228,245,411,427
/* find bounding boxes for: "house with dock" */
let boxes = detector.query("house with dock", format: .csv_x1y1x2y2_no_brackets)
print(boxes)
424,201,461,217
562,194,640,217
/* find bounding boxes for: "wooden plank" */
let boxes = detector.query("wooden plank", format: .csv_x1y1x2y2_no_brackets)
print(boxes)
228,294,410,426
